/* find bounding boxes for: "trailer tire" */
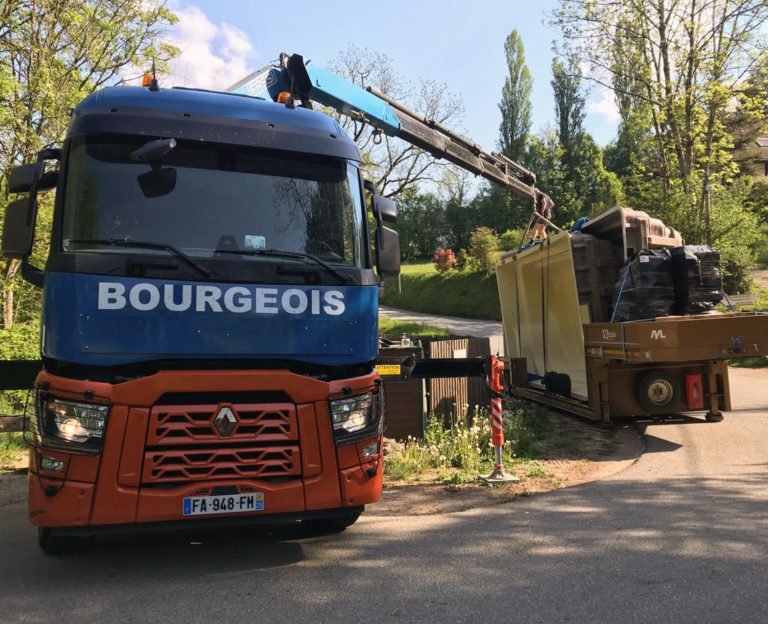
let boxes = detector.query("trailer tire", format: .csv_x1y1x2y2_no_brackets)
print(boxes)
37,527,91,555
637,371,679,414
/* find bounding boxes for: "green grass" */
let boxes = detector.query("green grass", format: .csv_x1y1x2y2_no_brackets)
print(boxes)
729,356,768,368
379,317,452,337
0,432,28,470
383,399,545,485
749,282,768,312
381,261,502,320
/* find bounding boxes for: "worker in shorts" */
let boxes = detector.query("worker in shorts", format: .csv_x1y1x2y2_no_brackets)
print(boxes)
532,188,554,240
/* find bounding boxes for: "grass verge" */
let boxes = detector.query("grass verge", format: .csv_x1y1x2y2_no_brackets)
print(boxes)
384,399,558,486
0,432,28,471
381,261,502,320
379,317,452,337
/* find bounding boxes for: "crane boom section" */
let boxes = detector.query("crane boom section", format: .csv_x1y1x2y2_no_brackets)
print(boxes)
228,54,536,199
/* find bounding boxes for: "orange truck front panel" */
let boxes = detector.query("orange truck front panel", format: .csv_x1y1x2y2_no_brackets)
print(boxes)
28,368,383,530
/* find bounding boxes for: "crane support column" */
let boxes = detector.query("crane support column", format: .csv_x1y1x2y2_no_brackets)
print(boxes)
482,356,519,484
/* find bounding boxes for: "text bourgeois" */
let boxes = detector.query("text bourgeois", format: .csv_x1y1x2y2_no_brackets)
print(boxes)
97,282,346,316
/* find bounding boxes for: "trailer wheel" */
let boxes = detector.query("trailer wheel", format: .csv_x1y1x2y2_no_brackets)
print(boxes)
637,371,679,414
37,527,90,555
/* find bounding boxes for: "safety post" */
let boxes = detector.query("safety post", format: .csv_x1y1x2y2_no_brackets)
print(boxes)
482,356,519,483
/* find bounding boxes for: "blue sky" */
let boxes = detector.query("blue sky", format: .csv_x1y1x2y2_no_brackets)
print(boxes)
158,0,619,152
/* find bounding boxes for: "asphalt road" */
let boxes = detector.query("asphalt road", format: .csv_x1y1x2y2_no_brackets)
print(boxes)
1,335,767,622
379,305,506,355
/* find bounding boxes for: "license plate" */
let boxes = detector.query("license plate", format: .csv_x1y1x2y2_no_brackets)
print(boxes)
182,493,264,516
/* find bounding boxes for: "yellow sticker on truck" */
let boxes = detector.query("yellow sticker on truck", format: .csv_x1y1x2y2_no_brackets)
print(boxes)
377,364,402,376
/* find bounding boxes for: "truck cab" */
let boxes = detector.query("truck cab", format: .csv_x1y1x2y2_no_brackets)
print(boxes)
3,85,400,552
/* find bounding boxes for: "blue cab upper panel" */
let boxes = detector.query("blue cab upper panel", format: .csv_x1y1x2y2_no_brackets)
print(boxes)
69,86,362,162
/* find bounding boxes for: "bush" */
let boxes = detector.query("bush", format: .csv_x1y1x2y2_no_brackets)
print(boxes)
453,249,469,271
431,248,455,273
469,227,500,275
721,253,753,294
499,229,523,251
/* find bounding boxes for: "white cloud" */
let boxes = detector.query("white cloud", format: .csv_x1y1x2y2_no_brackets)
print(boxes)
587,87,621,123
161,5,255,90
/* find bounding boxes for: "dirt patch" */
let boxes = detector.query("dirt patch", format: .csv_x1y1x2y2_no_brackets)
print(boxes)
0,469,27,507
369,413,644,516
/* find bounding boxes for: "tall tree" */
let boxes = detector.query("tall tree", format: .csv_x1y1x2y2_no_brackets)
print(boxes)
0,0,177,328
498,30,532,162
551,57,585,147
328,45,464,197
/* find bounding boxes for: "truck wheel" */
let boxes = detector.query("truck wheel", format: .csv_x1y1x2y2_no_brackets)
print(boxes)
301,510,362,534
37,527,90,555
637,371,679,414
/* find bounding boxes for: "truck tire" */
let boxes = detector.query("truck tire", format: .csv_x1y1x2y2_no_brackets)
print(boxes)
37,527,90,555
637,371,679,414
301,509,362,534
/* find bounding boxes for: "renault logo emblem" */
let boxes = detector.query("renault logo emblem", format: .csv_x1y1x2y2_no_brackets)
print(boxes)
213,406,238,437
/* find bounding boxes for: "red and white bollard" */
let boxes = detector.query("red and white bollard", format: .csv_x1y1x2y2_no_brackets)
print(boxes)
482,356,519,483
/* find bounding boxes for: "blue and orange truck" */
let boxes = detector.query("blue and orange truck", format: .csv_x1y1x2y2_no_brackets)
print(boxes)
2,63,408,553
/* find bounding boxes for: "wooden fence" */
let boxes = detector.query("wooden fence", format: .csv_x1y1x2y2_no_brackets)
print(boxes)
0,415,24,433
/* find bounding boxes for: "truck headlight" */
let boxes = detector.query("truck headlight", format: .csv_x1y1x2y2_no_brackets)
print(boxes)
329,391,380,444
36,397,109,454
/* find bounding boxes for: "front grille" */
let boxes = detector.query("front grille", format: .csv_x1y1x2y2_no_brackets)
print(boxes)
147,403,298,445
142,446,300,483
142,402,303,484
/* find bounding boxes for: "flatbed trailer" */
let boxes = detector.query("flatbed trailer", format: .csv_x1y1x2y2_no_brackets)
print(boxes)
497,209,768,424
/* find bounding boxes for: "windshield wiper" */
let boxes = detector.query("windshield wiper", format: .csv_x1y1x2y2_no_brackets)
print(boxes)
215,248,351,284
67,238,213,278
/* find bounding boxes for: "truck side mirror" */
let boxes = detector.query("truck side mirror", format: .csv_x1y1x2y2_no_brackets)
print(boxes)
8,162,45,194
2,196,37,259
372,195,397,223
376,225,401,278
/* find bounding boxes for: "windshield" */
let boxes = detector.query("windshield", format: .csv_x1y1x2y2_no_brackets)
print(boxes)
61,135,365,267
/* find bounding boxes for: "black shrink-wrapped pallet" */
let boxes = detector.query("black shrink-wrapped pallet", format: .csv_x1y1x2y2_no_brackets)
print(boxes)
670,245,722,314
611,250,675,321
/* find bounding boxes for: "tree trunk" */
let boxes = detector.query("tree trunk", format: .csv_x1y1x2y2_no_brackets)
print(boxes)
2,258,21,329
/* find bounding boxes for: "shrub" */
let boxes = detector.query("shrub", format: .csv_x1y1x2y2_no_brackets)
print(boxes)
469,227,500,275
432,248,455,273
499,229,523,251
453,249,469,271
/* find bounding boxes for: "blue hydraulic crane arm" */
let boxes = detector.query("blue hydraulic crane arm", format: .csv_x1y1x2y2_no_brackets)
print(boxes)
227,53,537,200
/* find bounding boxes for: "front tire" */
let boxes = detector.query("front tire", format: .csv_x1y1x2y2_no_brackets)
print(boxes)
301,510,362,534
37,527,90,555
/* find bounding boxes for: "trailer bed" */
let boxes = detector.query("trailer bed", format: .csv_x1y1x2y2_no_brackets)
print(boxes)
584,313,768,363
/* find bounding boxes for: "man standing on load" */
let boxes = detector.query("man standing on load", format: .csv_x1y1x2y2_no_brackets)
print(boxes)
532,188,554,240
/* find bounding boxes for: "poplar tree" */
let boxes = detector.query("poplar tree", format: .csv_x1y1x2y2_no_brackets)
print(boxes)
498,30,532,163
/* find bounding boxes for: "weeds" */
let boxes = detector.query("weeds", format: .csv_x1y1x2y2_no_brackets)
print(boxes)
0,432,28,471
384,399,541,485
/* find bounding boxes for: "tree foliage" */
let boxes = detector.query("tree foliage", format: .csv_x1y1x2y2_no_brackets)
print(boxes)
0,0,177,329
328,45,464,197
551,57,585,148
552,0,768,246
498,30,532,163
391,188,447,259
